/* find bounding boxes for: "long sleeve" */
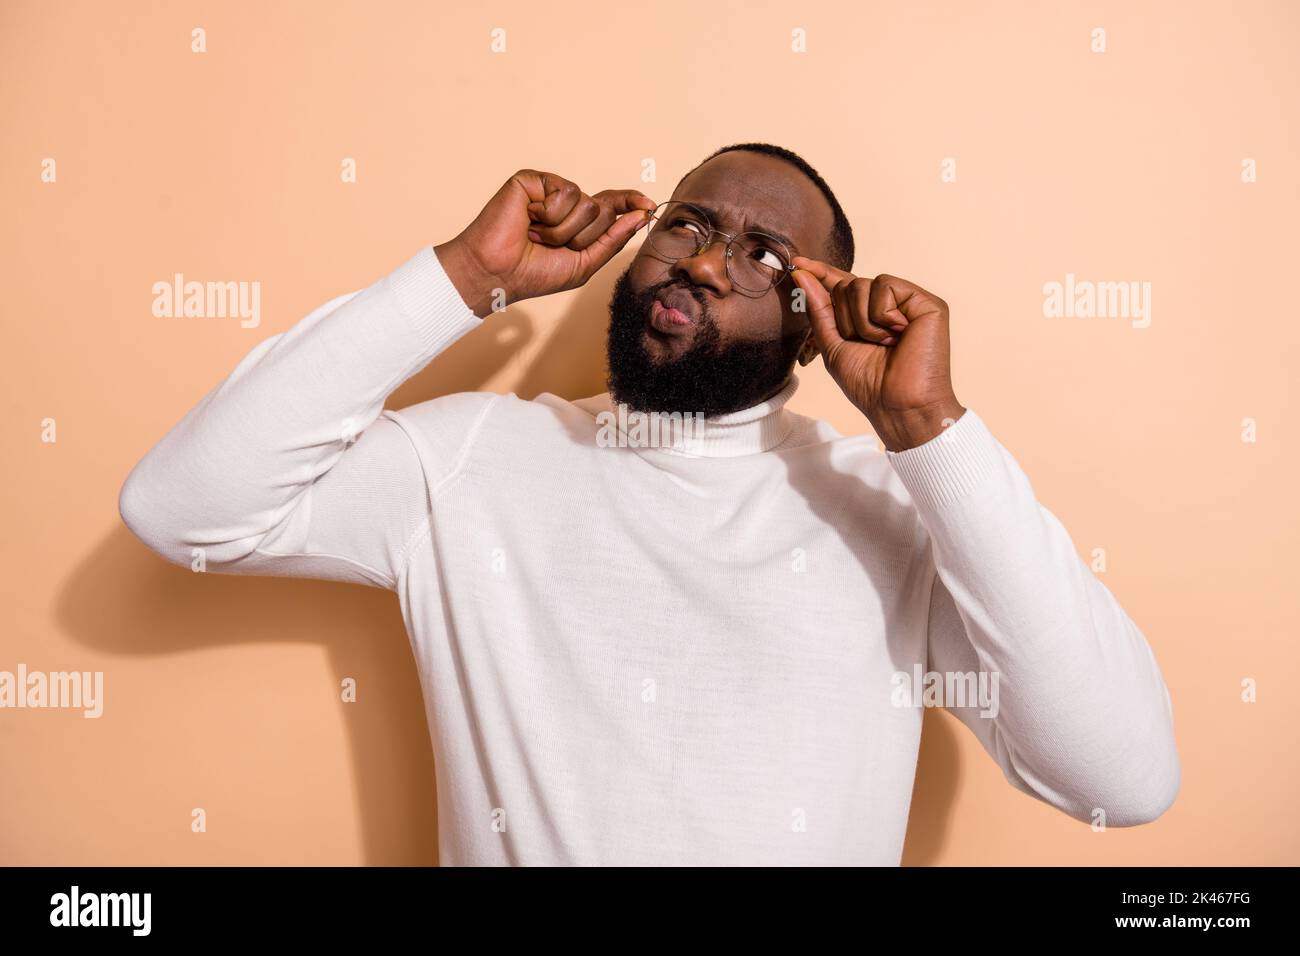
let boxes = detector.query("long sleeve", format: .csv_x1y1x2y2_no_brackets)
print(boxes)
886,408,1180,827
118,245,493,590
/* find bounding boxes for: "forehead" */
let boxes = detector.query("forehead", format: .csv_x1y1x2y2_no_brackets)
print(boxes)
669,151,835,258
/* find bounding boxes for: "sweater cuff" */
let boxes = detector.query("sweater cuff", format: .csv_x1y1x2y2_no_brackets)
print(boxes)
884,407,1004,510
385,244,482,354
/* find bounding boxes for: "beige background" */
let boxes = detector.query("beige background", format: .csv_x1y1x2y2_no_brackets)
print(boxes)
2,0,1296,865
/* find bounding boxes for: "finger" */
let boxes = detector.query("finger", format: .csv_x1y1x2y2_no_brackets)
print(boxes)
567,202,615,251
788,266,844,355
791,255,856,337
868,276,909,334
796,256,897,344
573,208,653,280
530,193,601,246
525,173,582,226
790,254,857,289
592,188,658,215
846,277,896,343
567,189,656,250
829,278,859,341
566,188,644,249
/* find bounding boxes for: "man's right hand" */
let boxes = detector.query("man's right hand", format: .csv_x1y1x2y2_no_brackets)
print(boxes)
434,169,656,318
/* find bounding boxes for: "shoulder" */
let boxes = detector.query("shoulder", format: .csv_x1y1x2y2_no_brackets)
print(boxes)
385,390,504,438
778,412,928,526
386,389,602,457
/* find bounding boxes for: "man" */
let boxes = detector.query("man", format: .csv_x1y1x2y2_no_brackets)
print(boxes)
119,142,1180,865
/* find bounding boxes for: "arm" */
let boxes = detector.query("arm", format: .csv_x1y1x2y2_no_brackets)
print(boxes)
889,408,1180,826
119,171,655,589
117,246,490,589
786,260,1179,827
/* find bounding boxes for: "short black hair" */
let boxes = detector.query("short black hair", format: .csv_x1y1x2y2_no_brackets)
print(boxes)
677,142,855,272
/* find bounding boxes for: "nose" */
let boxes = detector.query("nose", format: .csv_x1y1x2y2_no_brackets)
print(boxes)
670,237,732,297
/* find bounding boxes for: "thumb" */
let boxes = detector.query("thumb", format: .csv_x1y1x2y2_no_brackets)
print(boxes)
790,267,843,356
576,208,651,278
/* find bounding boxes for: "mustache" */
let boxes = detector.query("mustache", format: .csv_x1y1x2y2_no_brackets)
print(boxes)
651,280,702,301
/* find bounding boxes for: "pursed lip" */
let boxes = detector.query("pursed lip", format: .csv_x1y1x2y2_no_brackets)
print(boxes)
649,287,699,333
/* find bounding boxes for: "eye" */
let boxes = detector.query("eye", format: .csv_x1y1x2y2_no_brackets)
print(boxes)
667,217,707,236
752,246,788,271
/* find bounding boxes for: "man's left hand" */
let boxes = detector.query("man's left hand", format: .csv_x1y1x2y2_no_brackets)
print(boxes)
789,256,966,452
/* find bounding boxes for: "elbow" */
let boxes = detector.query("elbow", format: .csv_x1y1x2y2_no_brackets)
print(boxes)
1099,740,1182,828
1090,607,1182,826
1109,770,1180,827
118,467,191,569
1111,644,1182,826
119,462,277,570
1012,748,1181,829
1005,711,1182,828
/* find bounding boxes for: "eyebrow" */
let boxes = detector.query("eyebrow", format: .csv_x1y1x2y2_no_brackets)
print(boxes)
681,201,802,257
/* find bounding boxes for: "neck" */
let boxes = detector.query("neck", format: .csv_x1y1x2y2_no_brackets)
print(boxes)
578,374,801,458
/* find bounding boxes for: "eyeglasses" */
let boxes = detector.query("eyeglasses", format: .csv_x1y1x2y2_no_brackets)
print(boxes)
642,200,795,295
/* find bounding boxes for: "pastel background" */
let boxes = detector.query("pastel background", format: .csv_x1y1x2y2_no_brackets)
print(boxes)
2,0,1295,865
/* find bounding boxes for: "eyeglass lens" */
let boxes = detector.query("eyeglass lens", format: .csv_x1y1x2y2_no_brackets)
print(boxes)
645,201,791,293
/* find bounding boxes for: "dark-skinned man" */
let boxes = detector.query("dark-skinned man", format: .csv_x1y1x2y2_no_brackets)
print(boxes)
121,143,1180,865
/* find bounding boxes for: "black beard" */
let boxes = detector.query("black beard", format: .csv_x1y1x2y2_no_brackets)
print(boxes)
605,264,804,417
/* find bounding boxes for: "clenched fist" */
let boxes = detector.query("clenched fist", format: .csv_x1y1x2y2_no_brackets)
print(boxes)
434,169,656,318
790,257,966,452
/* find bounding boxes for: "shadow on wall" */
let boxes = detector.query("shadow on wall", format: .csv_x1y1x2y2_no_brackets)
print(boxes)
386,244,620,408
63,247,964,865
903,708,963,866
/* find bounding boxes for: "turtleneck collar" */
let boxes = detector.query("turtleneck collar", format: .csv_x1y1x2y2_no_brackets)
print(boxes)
575,373,800,458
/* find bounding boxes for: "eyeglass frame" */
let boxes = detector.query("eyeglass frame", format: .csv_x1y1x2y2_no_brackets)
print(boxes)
641,200,797,296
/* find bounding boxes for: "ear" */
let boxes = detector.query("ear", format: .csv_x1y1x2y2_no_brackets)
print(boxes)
796,329,819,367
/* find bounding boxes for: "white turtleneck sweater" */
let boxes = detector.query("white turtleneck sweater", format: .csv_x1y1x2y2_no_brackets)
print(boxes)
118,244,1181,866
